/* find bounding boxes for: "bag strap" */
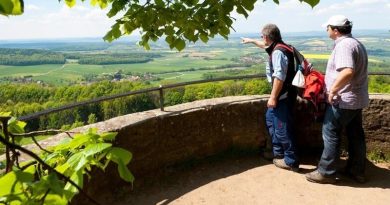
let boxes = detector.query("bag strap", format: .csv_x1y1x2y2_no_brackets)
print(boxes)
274,44,304,72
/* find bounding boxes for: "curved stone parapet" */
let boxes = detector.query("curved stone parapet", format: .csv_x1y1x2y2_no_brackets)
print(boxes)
68,94,389,203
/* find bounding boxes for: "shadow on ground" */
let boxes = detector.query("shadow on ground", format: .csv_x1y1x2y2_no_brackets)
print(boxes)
113,150,269,205
298,150,390,188
102,150,390,205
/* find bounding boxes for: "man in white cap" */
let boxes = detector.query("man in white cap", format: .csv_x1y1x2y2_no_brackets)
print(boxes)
306,15,368,184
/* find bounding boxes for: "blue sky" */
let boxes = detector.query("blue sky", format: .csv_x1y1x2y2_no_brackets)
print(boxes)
0,0,389,40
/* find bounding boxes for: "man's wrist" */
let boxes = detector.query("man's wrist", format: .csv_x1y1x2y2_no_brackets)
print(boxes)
269,95,278,100
329,88,338,95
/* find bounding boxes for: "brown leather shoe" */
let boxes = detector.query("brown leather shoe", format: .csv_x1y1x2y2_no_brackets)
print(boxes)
273,158,299,172
306,170,337,184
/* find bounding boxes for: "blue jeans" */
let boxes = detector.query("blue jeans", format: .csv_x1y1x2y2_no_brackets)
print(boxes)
318,105,366,176
265,98,298,167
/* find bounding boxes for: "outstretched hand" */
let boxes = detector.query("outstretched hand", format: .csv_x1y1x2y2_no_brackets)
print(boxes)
241,37,252,44
240,37,266,49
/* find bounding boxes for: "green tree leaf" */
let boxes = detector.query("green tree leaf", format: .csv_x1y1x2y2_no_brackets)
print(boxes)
174,38,186,51
64,170,83,199
0,168,34,198
0,0,24,16
66,152,84,168
7,117,26,134
83,142,112,157
199,33,209,43
65,0,76,8
106,147,132,165
117,160,134,183
301,0,320,8
100,132,117,141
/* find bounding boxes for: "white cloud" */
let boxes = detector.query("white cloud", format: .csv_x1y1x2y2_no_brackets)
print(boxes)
1,0,389,40
314,0,390,15
277,0,312,10
0,4,114,39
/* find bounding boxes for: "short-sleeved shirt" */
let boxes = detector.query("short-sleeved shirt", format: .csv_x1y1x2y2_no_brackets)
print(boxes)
325,34,369,109
265,50,289,99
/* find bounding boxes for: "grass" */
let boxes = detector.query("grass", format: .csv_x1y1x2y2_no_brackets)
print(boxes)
367,149,390,163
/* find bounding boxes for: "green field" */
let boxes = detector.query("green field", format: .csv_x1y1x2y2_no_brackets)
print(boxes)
0,32,389,86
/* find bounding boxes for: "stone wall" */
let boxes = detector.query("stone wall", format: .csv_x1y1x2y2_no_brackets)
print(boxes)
363,95,390,153
71,94,389,203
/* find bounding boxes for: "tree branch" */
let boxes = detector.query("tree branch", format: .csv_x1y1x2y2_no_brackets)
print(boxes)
32,136,53,154
0,135,101,205
11,129,77,138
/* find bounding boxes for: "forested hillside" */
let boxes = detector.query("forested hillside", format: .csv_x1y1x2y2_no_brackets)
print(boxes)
0,79,271,131
0,48,66,65
0,48,162,66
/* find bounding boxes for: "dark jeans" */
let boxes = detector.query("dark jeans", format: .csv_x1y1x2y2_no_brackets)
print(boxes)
318,105,366,176
265,98,298,167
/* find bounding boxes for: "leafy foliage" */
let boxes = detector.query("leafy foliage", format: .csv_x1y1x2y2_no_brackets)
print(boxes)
58,0,319,51
102,0,319,51
0,116,134,205
0,0,23,16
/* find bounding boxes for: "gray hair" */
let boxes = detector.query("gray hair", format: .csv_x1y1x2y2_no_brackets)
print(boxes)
262,24,282,42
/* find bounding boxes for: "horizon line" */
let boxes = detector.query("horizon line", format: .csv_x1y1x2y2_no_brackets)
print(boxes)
0,29,388,43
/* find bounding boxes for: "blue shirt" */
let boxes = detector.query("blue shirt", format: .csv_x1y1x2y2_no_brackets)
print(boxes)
265,50,289,100
266,50,289,83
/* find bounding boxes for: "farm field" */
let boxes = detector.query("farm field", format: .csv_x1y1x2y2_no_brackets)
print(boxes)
0,30,389,86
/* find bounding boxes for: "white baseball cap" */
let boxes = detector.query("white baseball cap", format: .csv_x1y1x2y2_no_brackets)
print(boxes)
322,15,349,27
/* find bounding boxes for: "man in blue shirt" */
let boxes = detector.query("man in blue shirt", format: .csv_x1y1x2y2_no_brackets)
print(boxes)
242,24,299,172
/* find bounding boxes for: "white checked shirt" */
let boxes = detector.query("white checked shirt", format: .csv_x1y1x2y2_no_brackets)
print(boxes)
325,34,369,109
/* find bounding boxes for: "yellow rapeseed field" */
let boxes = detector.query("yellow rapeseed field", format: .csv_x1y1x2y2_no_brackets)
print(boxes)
303,54,330,60
303,53,380,63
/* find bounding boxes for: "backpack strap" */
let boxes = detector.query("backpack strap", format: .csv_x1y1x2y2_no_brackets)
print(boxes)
274,43,293,53
270,43,294,68
274,44,303,72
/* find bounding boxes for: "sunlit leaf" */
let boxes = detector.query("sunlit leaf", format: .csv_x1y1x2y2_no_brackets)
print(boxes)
83,143,112,157
117,160,134,183
106,147,132,165
66,152,84,168
64,170,83,199
0,168,34,197
55,163,70,174
43,194,68,205
0,0,24,16
65,0,76,8
0,112,11,116
100,132,117,141
7,117,26,134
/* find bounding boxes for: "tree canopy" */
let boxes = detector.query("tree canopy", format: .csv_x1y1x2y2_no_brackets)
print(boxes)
1,0,320,50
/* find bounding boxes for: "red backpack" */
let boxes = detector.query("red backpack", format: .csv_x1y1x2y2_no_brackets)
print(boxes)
275,44,327,121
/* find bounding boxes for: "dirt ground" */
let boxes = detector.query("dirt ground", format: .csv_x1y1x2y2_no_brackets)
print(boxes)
109,153,390,205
